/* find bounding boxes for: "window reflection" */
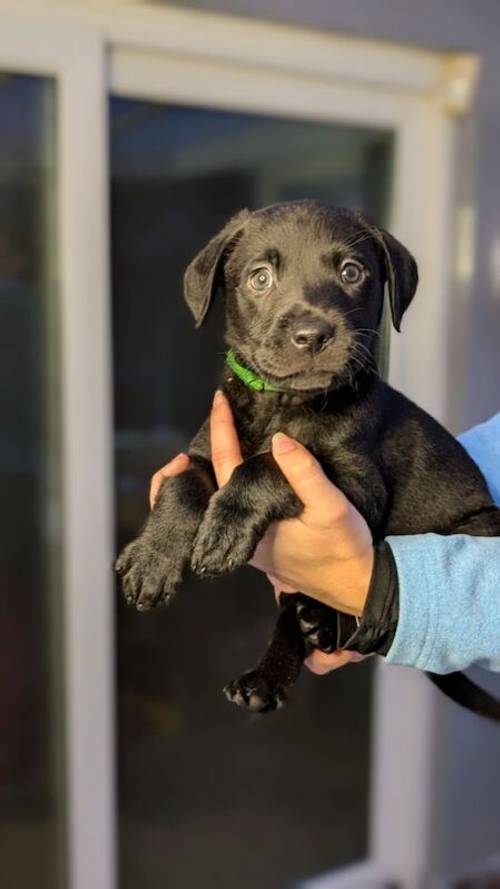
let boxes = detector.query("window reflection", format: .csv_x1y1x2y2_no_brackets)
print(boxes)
0,74,65,889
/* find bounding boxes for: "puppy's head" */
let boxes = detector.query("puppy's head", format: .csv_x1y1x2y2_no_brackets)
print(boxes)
184,201,418,393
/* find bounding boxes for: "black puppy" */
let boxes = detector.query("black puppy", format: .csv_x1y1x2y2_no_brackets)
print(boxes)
116,201,500,720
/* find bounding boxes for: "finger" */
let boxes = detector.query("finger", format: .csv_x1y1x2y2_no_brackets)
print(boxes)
304,649,360,674
149,452,190,509
272,433,349,521
210,389,244,487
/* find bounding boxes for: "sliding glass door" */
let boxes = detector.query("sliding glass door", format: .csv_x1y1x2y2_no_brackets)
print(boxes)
110,97,393,889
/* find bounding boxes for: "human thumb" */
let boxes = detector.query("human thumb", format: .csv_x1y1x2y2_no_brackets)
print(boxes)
271,432,349,521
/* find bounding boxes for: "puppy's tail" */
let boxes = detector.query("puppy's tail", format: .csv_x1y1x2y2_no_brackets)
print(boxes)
427,670,500,722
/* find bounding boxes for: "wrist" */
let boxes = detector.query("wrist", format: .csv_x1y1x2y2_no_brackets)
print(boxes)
337,546,375,616
349,546,375,616
340,541,400,656
311,544,375,616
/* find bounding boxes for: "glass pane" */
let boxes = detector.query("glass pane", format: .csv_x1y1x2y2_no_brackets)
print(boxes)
0,74,65,888
111,99,393,889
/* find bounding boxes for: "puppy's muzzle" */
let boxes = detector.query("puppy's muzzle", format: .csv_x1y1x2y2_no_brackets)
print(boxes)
290,318,335,354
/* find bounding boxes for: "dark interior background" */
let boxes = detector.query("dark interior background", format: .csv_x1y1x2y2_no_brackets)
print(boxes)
0,73,65,889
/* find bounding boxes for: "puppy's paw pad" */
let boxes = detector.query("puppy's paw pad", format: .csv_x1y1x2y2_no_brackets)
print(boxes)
223,671,285,713
115,538,182,610
296,601,337,653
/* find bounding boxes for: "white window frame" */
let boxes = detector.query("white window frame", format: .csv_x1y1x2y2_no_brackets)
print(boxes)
0,3,479,888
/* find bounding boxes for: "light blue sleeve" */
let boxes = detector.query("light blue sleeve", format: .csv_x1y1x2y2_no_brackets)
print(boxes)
385,413,500,674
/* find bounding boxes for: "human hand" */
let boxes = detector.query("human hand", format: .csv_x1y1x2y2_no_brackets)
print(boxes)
149,391,373,673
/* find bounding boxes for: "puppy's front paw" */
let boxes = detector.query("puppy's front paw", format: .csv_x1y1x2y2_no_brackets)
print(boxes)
191,490,259,576
223,670,286,713
115,537,185,610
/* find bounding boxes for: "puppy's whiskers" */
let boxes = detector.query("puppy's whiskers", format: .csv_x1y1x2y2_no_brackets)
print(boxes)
348,333,381,382
342,306,365,320
352,339,373,360
356,327,382,339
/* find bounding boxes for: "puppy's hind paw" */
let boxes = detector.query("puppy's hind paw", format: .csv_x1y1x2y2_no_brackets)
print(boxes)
295,599,338,653
223,670,286,713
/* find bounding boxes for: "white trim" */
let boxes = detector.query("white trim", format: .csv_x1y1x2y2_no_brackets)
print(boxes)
369,98,457,889
2,0,477,112
388,95,455,423
370,663,439,889
0,17,116,889
59,34,116,889
111,44,414,124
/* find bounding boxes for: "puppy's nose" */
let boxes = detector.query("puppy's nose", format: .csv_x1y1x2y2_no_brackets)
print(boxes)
291,320,334,352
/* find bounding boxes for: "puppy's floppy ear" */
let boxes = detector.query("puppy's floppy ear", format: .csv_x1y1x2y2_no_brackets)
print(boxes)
374,228,419,332
183,209,250,327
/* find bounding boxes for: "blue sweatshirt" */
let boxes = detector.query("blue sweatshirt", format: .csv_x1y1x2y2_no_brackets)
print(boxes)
385,413,500,674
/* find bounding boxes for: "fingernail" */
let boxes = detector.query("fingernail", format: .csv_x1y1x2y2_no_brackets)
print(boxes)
272,432,297,454
213,389,224,406
171,452,187,465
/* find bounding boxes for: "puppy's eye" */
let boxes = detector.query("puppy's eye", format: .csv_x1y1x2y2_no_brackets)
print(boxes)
249,267,273,292
341,261,363,285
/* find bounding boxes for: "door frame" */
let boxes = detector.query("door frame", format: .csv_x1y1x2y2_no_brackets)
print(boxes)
0,12,116,889
0,3,479,887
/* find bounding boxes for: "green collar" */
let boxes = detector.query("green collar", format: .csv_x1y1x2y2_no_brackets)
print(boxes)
225,349,282,392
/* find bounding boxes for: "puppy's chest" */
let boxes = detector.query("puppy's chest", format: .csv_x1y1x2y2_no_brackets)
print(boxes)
240,405,349,463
